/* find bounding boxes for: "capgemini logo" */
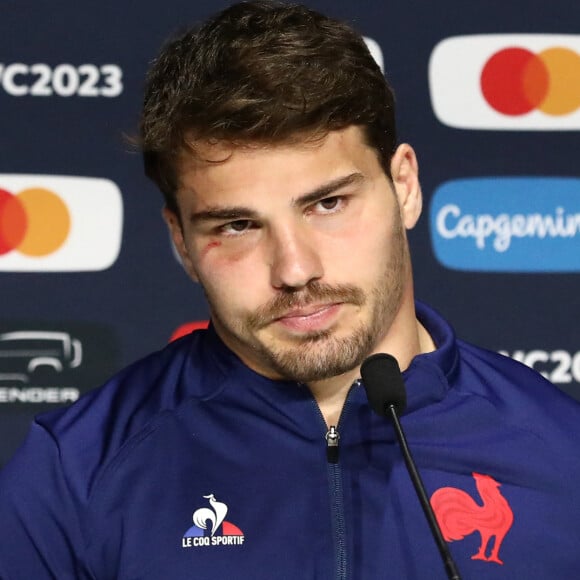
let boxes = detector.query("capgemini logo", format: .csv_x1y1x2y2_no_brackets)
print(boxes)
429,177,580,272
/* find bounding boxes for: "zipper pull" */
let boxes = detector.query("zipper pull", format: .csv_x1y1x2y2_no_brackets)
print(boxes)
325,425,340,464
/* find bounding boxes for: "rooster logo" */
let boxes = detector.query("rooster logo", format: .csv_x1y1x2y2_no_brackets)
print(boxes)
430,473,514,565
193,494,228,537
182,493,245,546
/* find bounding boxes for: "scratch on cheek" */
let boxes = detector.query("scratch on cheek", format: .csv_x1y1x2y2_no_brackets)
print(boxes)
200,240,221,260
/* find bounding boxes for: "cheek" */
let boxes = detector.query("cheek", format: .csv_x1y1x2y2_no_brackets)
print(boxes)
198,244,257,275
327,215,393,260
329,225,397,287
195,230,262,265
198,240,222,260
194,240,267,295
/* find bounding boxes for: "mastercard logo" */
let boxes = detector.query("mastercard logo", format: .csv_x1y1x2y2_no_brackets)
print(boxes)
429,34,580,130
0,188,71,257
481,47,580,116
0,175,123,272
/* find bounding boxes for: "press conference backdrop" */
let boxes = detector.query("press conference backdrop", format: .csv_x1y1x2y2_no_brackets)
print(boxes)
1,0,579,467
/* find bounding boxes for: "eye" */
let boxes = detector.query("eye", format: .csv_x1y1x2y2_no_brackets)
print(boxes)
312,196,347,214
319,197,339,210
219,219,255,236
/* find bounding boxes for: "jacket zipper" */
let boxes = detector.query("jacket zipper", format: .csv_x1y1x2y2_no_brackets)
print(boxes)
325,425,340,464
326,426,347,580
315,382,359,580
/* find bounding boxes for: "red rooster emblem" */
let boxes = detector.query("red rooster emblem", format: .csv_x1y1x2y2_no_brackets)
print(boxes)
430,473,514,565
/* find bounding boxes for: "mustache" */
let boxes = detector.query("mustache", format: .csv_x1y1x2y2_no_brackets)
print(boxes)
247,281,365,329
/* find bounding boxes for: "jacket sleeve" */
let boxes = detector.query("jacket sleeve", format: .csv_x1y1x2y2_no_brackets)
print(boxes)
0,420,94,579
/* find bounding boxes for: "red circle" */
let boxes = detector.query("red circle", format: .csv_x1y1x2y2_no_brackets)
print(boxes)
0,189,28,255
169,320,209,342
481,47,549,115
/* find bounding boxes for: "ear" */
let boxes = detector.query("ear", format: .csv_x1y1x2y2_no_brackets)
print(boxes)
389,144,422,230
162,207,199,282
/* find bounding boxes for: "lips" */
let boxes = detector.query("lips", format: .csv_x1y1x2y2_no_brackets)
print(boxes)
273,302,342,333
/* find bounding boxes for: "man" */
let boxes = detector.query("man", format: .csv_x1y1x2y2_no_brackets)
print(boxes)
1,2,579,578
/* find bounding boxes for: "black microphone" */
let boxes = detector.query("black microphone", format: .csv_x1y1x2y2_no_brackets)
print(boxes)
360,353,462,580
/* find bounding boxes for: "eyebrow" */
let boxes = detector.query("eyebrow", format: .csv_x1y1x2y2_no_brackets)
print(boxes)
188,172,365,225
293,172,365,206
189,206,260,225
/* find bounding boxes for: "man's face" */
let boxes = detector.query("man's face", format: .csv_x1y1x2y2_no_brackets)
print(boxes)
167,126,419,383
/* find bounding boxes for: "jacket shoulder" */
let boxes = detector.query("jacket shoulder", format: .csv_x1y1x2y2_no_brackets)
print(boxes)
26,329,222,499
455,339,580,434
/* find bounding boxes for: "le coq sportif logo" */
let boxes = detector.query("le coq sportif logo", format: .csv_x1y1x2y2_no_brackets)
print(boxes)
0,175,123,272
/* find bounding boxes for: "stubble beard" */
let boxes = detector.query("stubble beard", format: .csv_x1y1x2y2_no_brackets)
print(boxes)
206,217,407,384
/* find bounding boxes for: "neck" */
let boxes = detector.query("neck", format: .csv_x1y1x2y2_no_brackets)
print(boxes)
308,369,361,427
308,293,435,427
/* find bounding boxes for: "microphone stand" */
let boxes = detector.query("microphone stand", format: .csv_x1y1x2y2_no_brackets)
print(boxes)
387,403,462,580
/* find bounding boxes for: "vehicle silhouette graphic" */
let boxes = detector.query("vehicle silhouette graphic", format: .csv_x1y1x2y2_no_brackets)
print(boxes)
0,331,82,383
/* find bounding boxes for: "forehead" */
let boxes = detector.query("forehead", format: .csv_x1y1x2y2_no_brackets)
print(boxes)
175,126,382,207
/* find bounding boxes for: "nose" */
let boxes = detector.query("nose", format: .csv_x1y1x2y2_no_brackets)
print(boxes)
268,222,323,290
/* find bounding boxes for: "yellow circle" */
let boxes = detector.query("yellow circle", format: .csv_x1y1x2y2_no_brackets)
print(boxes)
537,47,580,115
17,188,71,256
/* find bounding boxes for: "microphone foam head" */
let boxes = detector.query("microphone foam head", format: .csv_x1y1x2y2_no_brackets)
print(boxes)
360,353,407,417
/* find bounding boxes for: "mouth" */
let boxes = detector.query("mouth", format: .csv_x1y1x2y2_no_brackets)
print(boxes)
273,302,343,333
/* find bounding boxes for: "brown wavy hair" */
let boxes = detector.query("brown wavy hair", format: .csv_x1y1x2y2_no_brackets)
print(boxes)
140,1,397,214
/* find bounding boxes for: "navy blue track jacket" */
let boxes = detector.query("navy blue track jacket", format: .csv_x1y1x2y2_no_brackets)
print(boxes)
1,302,580,579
